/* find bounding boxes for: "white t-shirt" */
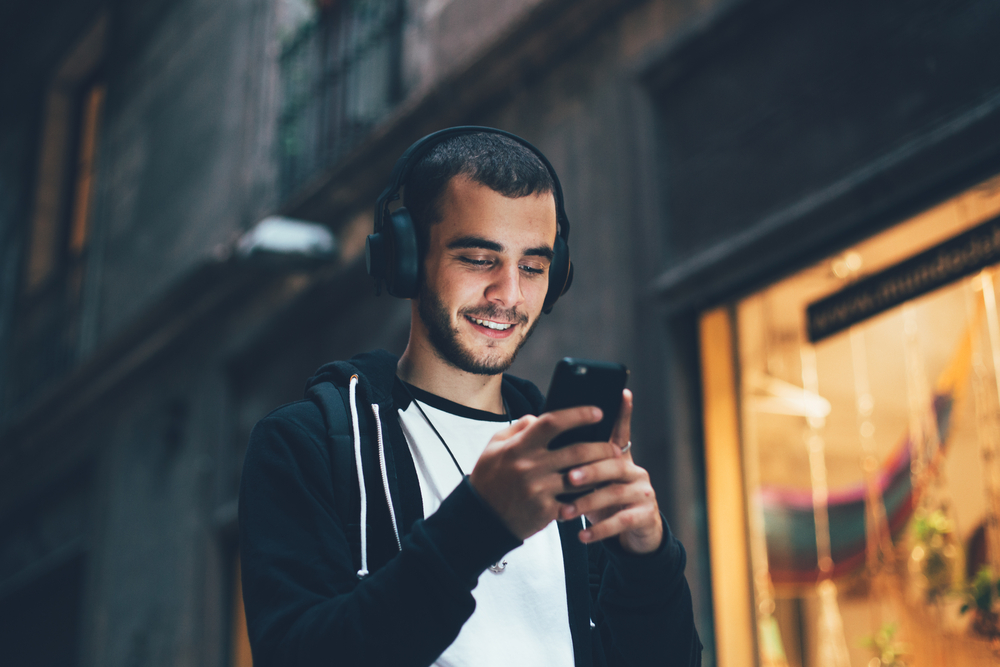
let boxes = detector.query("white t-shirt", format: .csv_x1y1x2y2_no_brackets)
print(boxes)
396,380,576,667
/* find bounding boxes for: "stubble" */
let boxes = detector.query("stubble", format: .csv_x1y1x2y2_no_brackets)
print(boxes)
417,284,539,375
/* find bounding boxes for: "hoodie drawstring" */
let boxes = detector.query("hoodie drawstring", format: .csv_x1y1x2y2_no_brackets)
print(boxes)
349,376,369,579
371,403,402,551
349,376,403,579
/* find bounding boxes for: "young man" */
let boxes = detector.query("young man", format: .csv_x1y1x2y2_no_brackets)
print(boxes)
239,129,701,666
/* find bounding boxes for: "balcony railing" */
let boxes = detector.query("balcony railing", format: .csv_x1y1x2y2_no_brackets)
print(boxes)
278,0,404,201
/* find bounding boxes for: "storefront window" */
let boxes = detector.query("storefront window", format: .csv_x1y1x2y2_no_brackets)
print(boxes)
701,174,1000,667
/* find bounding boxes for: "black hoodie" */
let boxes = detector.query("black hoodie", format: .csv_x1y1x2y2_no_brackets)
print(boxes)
239,349,701,666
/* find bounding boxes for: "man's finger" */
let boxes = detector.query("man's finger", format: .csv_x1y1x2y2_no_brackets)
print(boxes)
549,439,620,472
563,478,649,518
563,456,634,489
609,389,633,450
578,504,658,544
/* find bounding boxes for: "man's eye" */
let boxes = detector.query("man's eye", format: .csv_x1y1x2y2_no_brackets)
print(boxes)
459,257,491,267
520,264,545,275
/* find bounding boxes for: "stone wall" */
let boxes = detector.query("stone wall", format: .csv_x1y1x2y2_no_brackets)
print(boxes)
94,0,281,342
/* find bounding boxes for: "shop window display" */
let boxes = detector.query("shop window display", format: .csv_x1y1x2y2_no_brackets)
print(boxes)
702,174,1000,667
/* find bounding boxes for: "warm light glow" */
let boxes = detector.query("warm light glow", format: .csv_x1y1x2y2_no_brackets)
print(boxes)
698,307,756,667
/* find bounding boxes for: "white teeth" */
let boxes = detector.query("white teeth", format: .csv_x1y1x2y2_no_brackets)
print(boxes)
471,317,512,331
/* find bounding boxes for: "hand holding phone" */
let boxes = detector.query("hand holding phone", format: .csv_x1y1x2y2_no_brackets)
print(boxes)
471,358,659,550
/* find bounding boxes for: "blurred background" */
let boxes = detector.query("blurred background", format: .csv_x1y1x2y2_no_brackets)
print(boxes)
1,0,1000,665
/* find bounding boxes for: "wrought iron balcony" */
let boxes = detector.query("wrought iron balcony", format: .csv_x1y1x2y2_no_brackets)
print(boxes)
278,0,404,201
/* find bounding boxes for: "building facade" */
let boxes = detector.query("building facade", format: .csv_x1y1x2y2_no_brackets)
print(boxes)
1,0,999,665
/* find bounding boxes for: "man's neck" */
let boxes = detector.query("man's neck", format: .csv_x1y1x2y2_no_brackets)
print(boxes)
396,339,506,415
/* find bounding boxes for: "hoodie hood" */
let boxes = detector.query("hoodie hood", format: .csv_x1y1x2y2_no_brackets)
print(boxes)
305,349,400,405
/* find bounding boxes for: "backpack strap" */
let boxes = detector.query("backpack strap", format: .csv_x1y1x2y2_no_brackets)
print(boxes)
306,382,361,566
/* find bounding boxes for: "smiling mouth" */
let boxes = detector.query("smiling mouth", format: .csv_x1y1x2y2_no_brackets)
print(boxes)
466,316,513,331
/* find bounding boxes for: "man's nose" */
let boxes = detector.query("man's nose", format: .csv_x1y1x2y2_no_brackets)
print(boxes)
486,263,523,307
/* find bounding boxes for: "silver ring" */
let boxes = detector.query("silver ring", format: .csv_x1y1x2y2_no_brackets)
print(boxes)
620,441,632,455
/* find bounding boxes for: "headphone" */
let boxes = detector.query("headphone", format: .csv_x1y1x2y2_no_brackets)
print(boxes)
365,126,574,314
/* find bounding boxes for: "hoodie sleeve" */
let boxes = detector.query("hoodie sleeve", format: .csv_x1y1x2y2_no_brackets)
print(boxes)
590,518,703,666
239,404,522,667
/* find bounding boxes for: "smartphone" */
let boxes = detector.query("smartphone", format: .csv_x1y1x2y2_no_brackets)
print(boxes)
542,358,629,501
543,358,629,449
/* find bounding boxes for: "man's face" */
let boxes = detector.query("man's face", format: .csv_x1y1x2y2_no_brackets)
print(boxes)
414,176,557,375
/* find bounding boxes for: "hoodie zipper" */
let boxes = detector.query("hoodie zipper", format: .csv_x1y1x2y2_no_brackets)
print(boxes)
371,403,402,551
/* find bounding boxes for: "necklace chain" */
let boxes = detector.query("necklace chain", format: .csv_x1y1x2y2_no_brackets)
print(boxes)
399,380,511,477
398,380,512,573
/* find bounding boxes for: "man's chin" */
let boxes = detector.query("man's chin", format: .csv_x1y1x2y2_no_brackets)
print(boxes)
438,339,521,376
417,287,540,375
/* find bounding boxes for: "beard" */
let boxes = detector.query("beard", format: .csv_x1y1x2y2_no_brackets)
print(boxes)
417,284,539,375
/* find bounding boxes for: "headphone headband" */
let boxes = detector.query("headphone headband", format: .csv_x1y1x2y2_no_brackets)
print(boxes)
374,126,570,241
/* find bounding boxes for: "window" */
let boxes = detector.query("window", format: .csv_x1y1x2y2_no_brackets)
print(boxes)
7,18,106,412
701,174,1000,666
278,0,404,199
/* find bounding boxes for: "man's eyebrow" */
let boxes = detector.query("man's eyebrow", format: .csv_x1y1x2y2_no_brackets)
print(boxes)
446,235,554,260
446,236,503,252
524,246,554,260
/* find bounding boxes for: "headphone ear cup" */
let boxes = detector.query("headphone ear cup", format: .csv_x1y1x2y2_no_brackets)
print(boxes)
366,231,387,290
385,207,419,298
543,233,571,314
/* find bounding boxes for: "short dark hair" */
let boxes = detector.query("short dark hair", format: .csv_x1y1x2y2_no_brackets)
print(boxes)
403,132,555,260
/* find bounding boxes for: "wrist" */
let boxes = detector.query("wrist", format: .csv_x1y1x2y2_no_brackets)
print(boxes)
618,515,664,555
